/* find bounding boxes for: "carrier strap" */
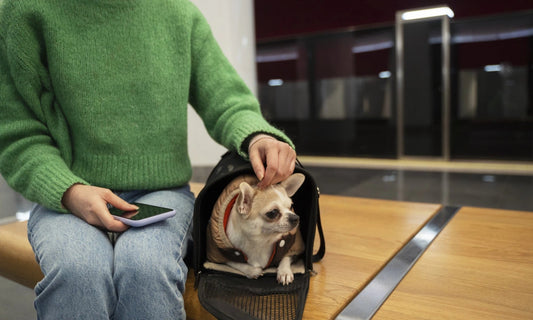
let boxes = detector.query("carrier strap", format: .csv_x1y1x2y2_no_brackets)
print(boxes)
295,158,325,263
312,205,326,263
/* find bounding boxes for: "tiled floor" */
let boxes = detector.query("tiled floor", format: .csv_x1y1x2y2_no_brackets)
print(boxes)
1,164,532,319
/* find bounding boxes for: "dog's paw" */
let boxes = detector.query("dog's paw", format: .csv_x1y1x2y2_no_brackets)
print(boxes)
227,262,263,279
244,265,264,279
277,268,294,285
277,256,295,285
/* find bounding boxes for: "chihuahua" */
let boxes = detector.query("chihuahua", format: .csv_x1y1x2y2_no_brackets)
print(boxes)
206,173,305,285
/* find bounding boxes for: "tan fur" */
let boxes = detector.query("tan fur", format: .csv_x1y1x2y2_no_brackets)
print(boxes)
206,173,306,285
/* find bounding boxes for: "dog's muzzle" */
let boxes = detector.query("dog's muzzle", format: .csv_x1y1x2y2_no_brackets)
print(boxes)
288,213,300,228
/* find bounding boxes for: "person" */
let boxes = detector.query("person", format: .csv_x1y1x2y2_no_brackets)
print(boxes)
0,0,296,319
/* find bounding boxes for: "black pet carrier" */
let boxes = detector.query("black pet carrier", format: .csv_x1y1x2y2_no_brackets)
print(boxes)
193,151,325,320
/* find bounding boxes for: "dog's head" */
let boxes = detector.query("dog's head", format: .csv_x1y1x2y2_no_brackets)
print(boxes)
234,173,305,236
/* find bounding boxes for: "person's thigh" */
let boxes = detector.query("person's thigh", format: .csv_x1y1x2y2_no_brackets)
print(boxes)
27,205,116,320
112,185,195,319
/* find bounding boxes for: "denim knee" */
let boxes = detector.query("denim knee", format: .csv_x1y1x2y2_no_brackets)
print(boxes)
114,248,187,289
63,255,113,284
33,240,116,320
113,249,188,319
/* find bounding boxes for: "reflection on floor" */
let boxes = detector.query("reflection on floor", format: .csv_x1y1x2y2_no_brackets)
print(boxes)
303,167,533,212
1,163,532,318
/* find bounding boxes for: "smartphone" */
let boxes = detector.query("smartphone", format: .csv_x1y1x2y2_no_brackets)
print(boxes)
109,203,176,227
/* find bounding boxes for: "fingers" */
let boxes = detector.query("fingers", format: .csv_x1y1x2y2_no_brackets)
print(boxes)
249,146,266,182
260,144,296,187
278,143,296,179
101,217,129,233
62,184,131,232
103,190,138,211
259,147,279,188
94,200,130,233
248,136,296,189
97,190,134,232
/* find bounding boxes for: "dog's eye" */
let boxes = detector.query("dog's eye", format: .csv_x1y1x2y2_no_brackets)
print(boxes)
265,209,280,220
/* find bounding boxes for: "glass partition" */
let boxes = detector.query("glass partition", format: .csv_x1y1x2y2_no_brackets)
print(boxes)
256,10,533,161
451,12,533,160
257,27,396,157
257,40,309,121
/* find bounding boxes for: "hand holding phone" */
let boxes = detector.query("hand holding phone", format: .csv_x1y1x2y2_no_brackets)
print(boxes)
109,203,176,227
63,184,138,232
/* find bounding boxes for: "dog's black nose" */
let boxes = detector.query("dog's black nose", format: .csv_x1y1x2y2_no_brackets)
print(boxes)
288,214,299,225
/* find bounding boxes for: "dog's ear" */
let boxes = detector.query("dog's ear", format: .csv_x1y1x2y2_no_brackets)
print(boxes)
237,182,255,215
280,173,305,197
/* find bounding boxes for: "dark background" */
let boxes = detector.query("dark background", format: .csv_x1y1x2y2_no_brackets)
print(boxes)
254,0,533,40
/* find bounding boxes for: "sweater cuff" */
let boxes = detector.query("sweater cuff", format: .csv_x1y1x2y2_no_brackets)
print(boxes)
31,162,89,213
229,113,294,159
241,133,276,154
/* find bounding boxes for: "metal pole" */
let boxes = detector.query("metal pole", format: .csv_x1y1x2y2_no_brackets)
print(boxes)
395,12,404,159
442,16,451,160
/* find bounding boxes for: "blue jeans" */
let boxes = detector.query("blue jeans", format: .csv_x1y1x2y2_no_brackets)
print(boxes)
27,186,195,320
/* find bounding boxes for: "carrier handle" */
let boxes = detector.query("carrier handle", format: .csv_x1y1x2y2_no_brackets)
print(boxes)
296,158,325,263
312,205,326,262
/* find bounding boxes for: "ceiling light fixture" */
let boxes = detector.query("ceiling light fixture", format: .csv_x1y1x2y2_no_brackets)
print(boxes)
401,6,454,21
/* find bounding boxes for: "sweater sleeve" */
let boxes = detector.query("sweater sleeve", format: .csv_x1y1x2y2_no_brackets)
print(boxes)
187,7,294,159
0,37,88,212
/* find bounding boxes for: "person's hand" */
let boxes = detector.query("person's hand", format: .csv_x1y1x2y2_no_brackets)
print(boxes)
62,184,138,232
248,135,296,189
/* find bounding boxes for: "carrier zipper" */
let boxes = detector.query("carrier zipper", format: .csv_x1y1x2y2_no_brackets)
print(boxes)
194,270,202,289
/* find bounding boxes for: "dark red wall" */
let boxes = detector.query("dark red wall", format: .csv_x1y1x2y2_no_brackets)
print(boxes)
254,0,533,41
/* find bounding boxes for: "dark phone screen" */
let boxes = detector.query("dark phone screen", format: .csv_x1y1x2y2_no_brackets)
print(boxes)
109,203,173,221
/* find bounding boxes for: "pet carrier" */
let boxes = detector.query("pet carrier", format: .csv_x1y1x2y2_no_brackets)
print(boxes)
193,151,325,320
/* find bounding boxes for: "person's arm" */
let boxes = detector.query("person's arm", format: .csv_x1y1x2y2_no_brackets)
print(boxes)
0,32,134,231
0,36,83,211
187,7,296,186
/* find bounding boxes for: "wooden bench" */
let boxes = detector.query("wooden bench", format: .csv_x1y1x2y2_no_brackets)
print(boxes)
0,184,441,319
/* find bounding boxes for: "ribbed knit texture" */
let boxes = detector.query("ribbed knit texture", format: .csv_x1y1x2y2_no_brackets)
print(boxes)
0,0,292,212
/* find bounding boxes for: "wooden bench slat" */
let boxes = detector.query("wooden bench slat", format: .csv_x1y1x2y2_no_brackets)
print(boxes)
0,221,43,288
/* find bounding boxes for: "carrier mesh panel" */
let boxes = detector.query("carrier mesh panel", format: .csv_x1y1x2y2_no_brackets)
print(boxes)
198,273,309,320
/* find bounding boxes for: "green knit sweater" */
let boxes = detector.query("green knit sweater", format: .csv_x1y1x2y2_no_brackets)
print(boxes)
0,0,291,212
